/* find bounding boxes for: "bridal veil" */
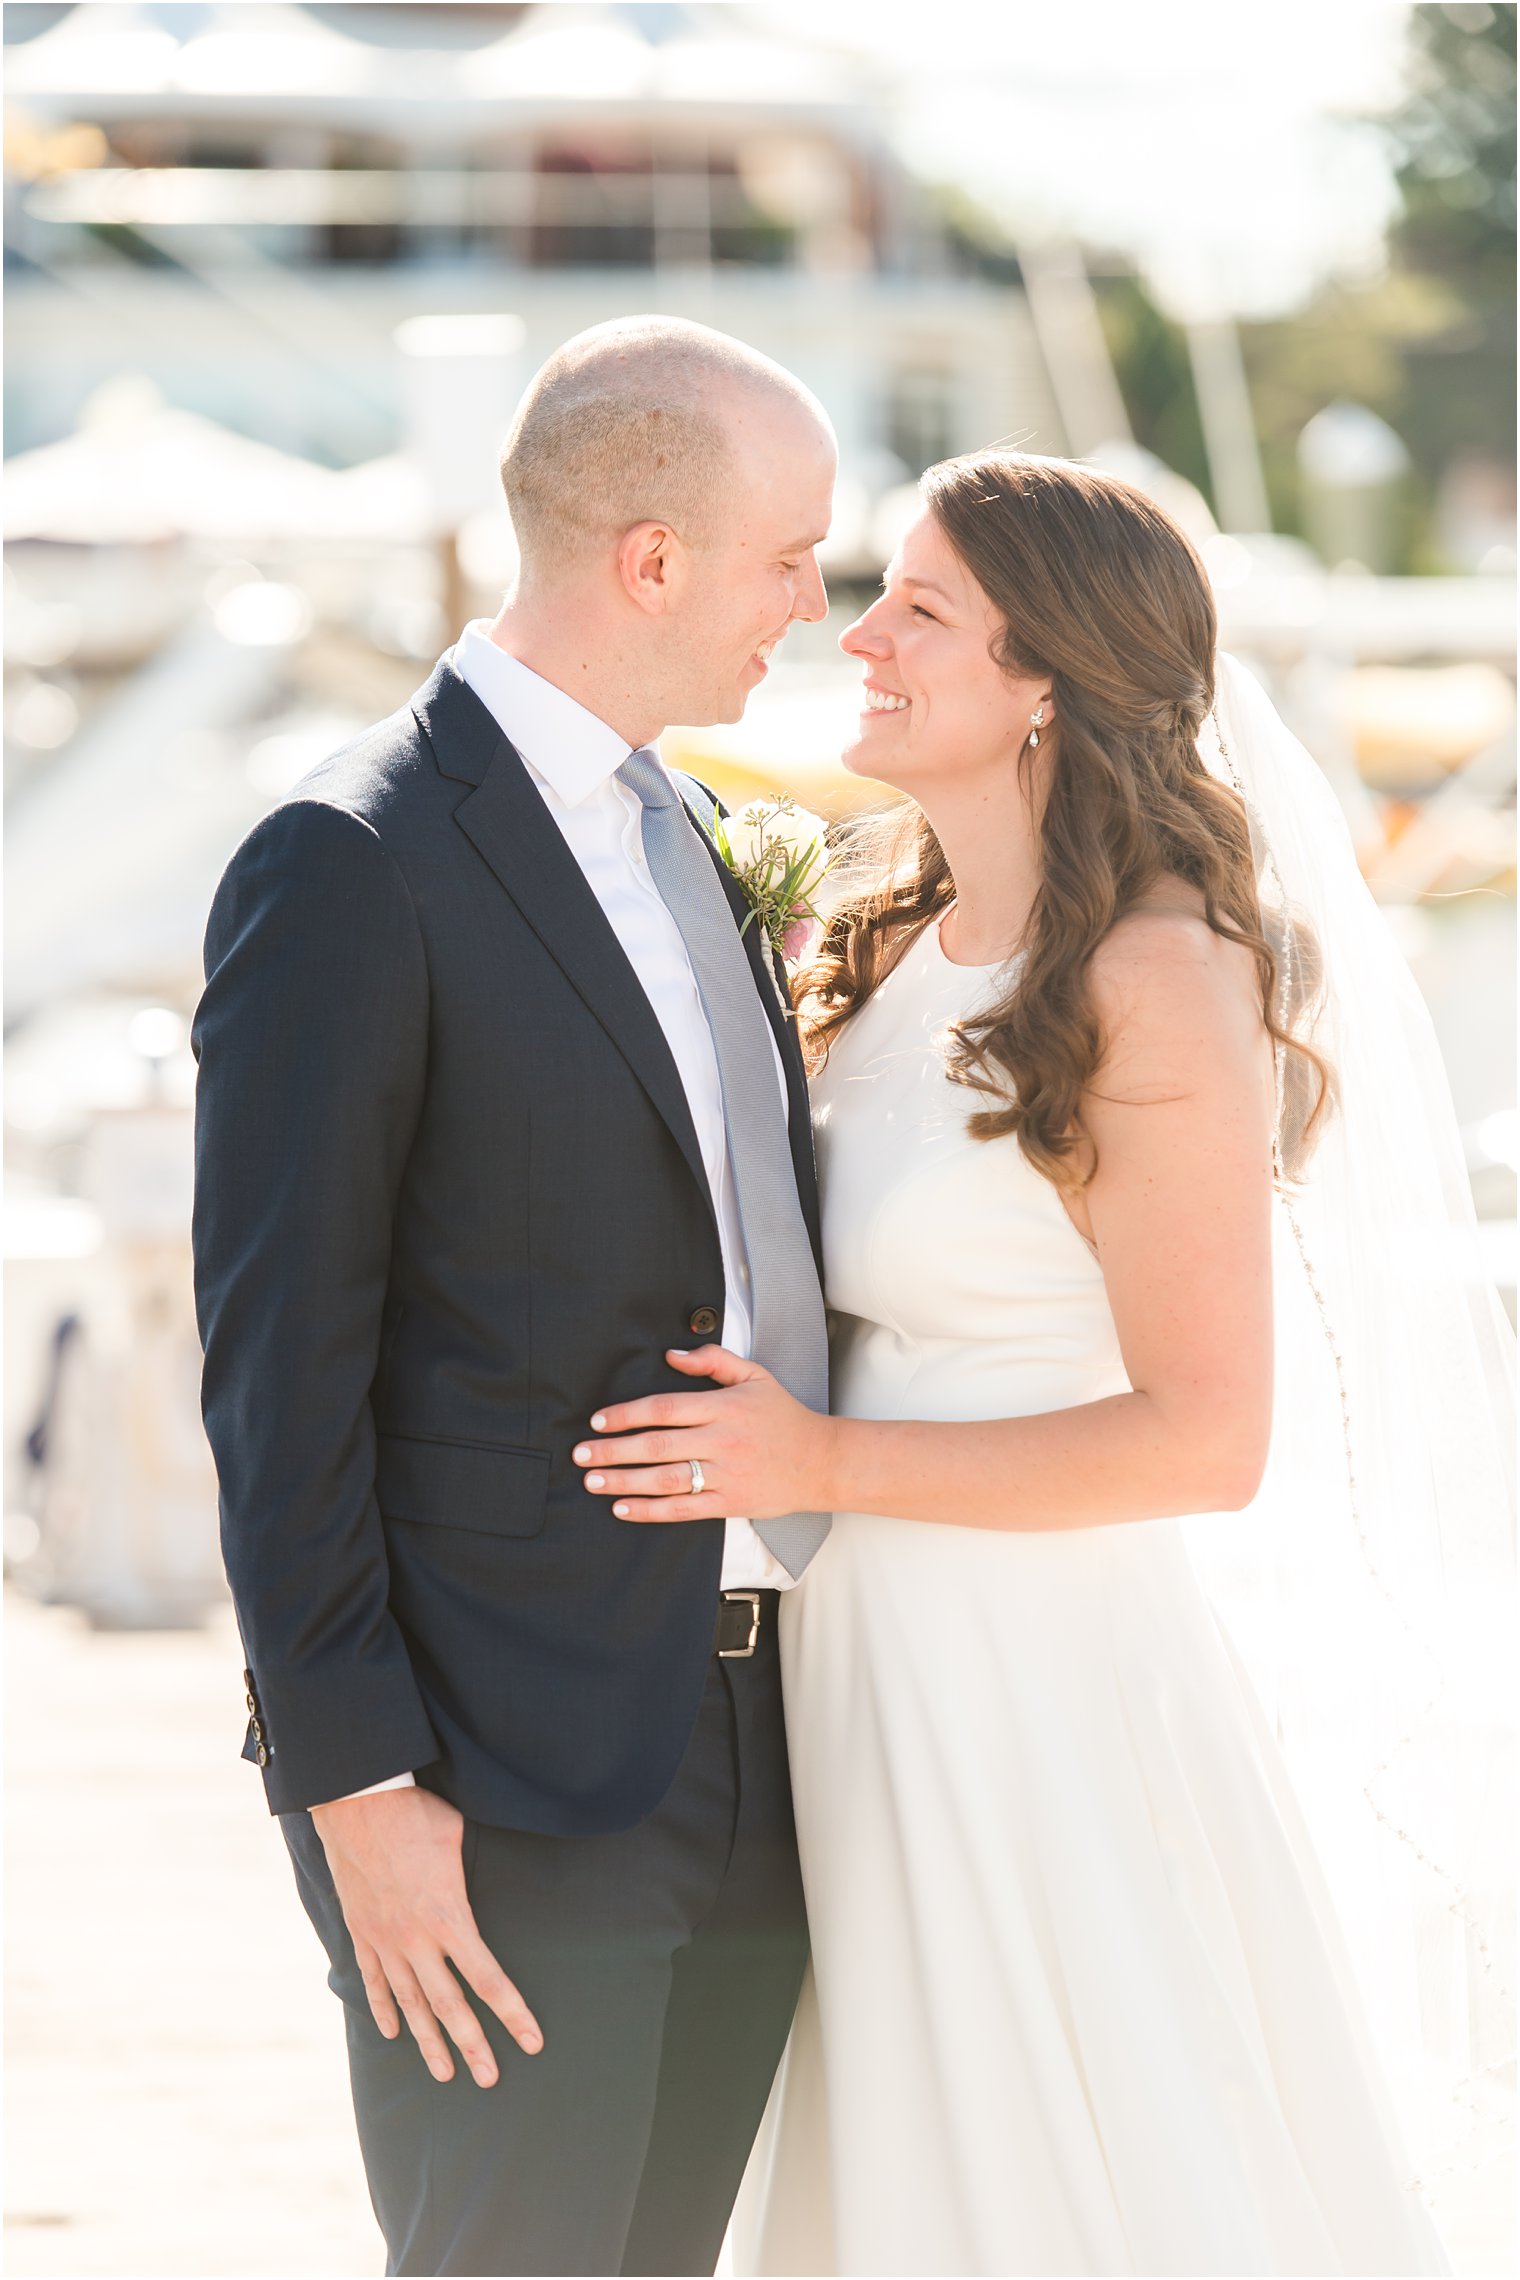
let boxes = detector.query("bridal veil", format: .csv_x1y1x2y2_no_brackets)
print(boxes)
1190,654,1515,2229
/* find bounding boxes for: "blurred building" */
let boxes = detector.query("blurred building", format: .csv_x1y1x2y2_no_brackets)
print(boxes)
4,0,1063,519
2,0,1071,1619
2,1,1514,1622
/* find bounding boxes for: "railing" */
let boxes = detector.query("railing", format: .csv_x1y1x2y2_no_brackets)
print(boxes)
24,165,785,232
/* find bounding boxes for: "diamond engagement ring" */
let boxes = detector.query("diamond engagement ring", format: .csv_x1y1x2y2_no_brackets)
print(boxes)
688,1458,706,1496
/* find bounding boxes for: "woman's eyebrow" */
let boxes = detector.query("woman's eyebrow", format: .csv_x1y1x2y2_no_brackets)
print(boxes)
903,576,955,604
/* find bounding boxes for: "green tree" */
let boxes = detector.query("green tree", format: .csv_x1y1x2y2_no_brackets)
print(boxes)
930,8,1516,567
1377,0,1516,482
1105,4,1516,565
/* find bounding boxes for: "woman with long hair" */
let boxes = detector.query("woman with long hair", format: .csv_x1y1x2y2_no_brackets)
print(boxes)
577,454,1511,2274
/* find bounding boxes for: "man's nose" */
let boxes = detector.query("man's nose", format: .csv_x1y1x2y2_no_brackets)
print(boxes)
793,555,829,625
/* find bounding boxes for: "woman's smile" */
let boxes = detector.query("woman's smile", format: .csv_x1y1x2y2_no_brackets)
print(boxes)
860,679,911,717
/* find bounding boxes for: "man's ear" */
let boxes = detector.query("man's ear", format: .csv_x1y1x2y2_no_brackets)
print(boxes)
617,521,685,617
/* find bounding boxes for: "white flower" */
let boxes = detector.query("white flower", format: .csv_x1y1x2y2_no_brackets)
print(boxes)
723,797,828,876
715,794,836,969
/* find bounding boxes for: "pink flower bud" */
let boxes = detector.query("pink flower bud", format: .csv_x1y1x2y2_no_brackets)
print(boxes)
782,914,821,965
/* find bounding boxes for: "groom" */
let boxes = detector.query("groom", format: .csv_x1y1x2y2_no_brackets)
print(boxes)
191,316,836,2276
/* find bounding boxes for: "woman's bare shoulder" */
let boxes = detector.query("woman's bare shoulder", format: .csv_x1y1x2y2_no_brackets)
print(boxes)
1086,894,1266,1085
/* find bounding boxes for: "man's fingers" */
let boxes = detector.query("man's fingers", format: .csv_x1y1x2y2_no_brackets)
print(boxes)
320,1786,540,2083
450,1925,544,2056
373,1932,540,2084
353,1934,401,2041
412,1958,501,2089
388,1961,458,2083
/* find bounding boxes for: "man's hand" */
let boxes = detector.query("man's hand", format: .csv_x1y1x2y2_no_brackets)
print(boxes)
309,1785,542,2086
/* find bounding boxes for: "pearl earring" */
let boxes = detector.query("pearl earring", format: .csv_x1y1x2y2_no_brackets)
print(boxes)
1029,705,1045,748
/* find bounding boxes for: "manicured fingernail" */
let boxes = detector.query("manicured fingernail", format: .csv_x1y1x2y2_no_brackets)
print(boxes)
590,1413,607,1431
668,1349,687,1358
586,1473,605,1489
573,1444,590,1463
614,1502,630,1518
520,2031,543,2054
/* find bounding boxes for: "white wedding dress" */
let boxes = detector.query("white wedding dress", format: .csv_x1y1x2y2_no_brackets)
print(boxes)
732,912,1447,2278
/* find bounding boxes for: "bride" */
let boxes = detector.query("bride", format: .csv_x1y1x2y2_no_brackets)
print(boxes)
575,454,1513,2275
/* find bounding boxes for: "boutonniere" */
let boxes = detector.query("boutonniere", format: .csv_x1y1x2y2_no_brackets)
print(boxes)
714,796,835,968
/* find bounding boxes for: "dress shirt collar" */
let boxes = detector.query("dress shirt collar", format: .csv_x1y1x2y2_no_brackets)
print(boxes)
453,619,655,808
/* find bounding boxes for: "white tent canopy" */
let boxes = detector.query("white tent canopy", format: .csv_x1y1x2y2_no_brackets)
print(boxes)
4,377,430,548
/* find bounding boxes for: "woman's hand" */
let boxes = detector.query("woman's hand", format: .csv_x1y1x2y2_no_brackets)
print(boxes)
574,1345,836,1523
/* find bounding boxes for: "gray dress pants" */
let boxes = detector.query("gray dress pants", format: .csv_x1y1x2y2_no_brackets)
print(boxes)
281,1610,808,2277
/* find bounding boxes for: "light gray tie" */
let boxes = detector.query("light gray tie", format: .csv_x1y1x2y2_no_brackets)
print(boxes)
618,747,830,1579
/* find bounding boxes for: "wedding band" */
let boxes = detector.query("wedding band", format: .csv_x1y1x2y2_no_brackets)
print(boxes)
688,1458,706,1496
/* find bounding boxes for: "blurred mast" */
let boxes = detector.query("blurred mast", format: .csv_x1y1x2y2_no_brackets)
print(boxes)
1015,240,1132,456
1184,315,1272,534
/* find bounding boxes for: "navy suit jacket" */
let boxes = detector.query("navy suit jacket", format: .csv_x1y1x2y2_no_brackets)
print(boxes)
191,657,820,1831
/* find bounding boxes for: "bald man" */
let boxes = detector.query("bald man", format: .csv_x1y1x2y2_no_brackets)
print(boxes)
192,318,837,2275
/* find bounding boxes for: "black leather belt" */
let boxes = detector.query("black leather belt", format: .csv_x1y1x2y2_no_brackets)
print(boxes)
711,1589,775,1658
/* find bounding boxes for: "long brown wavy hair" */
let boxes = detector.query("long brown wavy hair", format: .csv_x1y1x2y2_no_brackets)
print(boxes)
798,452,1331,1189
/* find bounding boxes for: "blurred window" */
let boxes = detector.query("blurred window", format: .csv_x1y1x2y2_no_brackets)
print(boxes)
528,143,654,269
107,123,265,169
709,156,793,269
319,134,405,265
522,139,794,270
887,370,958,477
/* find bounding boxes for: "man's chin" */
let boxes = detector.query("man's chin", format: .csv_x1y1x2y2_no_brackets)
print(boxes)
666,692,746,734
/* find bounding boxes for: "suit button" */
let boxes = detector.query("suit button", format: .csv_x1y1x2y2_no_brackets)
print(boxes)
689,1306,720,1336
255,1744,269,1767
249,1719,264,1742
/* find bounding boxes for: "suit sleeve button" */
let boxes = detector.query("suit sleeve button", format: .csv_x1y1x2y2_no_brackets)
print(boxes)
255,1744,269,1767
689,1306,720,1336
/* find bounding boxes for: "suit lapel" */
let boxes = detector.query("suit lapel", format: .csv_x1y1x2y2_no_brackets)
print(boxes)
414,658,822,1271
413,663,715,1222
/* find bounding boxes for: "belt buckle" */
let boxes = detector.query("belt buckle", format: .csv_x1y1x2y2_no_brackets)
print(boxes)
718,1590,762,1659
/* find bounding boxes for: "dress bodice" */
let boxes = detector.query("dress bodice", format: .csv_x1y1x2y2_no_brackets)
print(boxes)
811,913,1131,1426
